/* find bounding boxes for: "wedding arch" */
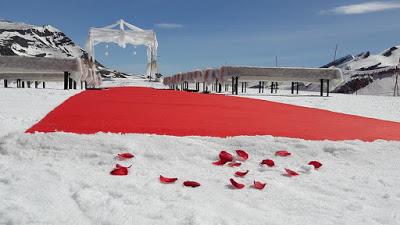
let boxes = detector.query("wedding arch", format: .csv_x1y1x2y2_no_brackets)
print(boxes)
86,19,158,81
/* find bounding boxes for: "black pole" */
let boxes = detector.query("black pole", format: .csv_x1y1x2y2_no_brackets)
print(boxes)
64,71,69,90
35,81,39,89
296,82,299,94
232,77,234,95
320,79,324,96
4,79,7,88
22,81,25,88
271,82,274,93
73,81,77,90
245,82,248,93
326,80,330,96
235,77,239,95
275,82,278,93
43,82,45,89
291,82,294,94
261,82,264,93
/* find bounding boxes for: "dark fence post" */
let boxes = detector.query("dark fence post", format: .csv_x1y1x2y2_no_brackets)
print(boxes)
73,81,77,90
296,82,299,94
43,82,46,89
22,81,25,88
35,81,39,88
291,82,294,94
326,80,330,96
64,71,69,90
320,79,324,96
4,79,7,88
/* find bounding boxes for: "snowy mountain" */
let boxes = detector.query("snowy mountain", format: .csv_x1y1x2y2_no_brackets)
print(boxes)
327,45,400,95
0,19,130,78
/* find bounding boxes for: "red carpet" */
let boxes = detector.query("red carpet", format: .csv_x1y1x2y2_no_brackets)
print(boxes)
27,87,400,141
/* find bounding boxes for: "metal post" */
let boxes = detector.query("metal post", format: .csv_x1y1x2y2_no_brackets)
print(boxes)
35,81,39,89
22,81,25,88
320,79,324,96
64,71,69,90
271,82,274,93
73,81,77,90
261,82,264,93
232,77,234,95
4,79,7,88
296,82,299,94
43,82,45,89
275,82,278,93
291,82,294,94
258,81,261,93
326,79,330,96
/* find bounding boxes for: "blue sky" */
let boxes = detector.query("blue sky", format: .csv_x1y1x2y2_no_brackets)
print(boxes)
1,0,400,75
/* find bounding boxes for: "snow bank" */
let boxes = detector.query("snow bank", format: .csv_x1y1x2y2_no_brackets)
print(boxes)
1,132,399,225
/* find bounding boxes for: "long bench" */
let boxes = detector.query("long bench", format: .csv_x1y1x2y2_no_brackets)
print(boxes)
0,56,95,89
164,66,343,96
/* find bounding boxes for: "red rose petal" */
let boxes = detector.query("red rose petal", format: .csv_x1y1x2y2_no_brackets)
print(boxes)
160,175,178,184
275,150,291,157
219,151,234,162
110,167,128,176
285,168,299,177
117,153,134,160
230,178,245,189
116,164,132,169
212,159,228,166
228,162,242,167
235,170,249,177
308,161,323,169
253,180,267,190
261,159,275,167
236,150,249,160
183,181,201,187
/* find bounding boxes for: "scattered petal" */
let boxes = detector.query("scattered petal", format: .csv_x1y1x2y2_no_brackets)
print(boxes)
308,161,323,169
219,151,233,162
253,180,267,190
118,153,134,160
230,178,245,189
183,181,201,187
228,162,242,167
235,170,249,177
116,164,132,169
285,168,299,177
110,167,128,176
261,159,275,167
275,150,291,157
236,150,249,160
160,175,178,184
212,159,228,166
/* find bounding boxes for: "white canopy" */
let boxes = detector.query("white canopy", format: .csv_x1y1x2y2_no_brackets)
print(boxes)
86,19,158,80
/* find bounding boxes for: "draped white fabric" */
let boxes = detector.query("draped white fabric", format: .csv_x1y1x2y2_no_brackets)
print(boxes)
86,19,158,80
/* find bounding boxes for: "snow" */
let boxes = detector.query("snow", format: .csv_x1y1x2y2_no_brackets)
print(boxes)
1,78,400,224
229,88,400,122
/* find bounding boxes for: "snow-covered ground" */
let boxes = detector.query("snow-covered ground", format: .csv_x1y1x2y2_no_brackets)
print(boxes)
1,78,400,225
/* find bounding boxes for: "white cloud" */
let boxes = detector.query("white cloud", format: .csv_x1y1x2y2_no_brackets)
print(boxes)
155,23,183,29
321,1,400,15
